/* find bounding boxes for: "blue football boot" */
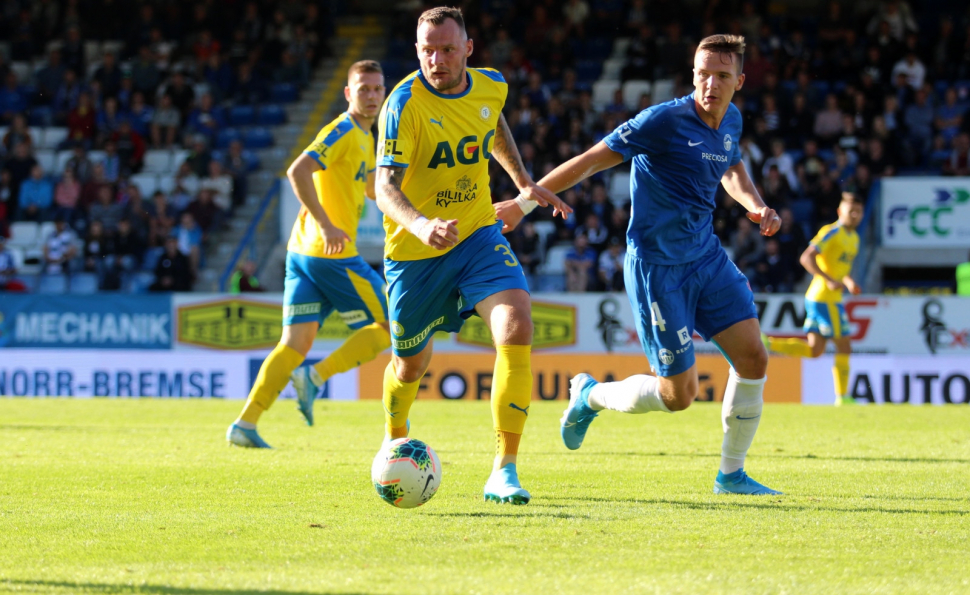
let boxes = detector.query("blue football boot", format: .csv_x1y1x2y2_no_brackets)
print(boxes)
713,468,782,495
226,423,272,449
290,365,322,426
560,373,599,450
484,463,531,505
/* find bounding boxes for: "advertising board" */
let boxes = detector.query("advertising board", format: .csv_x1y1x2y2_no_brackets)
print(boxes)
802,355,970,405
881,177,970,247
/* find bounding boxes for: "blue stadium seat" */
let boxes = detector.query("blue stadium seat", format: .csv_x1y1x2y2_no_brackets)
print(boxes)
241,149,261,171
210,149,226,163
790,198,814,224
575,60,602,83
141,247,165,271
242,127,273,149
811,81,831,97
70,272,99,294
28,106,54,127
270,83,298,103
215,127,241,149
39,274,68,294
229,105,255,126
256,104,286,125
583,38,613,61
125,271,156,293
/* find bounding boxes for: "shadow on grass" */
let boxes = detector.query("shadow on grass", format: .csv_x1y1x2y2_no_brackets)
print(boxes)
542,496,970,516
0,580,367,595
422,510,585,519
532,451,970,465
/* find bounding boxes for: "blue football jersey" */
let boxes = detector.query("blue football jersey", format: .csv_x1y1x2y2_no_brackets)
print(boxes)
603,93,742,265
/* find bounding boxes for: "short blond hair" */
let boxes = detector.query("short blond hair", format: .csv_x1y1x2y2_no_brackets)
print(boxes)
417,6,466,35
697,34,746,73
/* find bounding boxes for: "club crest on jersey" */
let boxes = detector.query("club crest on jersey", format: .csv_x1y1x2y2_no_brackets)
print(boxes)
436,175,478,207
480,105,491,120
659,349,675,365
723,134,732,151
427,130,495,169
391,321,405,337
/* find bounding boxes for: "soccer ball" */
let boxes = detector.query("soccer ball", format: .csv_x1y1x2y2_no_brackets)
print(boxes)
371,438,442,509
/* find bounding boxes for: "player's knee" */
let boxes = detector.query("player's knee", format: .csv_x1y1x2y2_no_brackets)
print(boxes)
659,377,696,412
492,308,533,345
393,354,428,383
734,342,768,378
809,342,826,358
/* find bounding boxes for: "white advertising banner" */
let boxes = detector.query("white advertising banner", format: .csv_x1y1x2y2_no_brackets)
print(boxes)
802,355,970,405
881,177,970,247
0,349,358,400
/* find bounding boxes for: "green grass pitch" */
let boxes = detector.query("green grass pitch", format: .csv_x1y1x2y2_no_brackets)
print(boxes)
1,399,968,594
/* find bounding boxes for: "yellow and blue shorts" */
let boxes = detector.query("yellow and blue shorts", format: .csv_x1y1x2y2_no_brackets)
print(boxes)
384,222,529,357
283,252,387,328
803,299,849,338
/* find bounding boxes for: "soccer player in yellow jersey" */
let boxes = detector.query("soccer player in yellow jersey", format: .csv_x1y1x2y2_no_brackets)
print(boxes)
765,192,863,406
375,7,570,504
227,60,390,448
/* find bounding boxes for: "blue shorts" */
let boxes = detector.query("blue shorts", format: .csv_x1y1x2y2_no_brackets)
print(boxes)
283,252,388,328
624,246,757,377
385,222,529,356
803,300,849,338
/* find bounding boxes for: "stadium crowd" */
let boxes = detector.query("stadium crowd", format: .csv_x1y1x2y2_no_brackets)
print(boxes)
387,0,970,293
0,0,331,292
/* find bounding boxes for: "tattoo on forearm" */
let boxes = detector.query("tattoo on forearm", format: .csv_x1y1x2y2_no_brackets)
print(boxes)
376,166,423,227
492,114,527,187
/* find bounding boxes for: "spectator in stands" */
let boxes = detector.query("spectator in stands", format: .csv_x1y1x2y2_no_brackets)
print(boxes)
814,94,843,146
110,119,146,176
168,162,198,212
122,185,151,240
202,54,233,103
753,238,793,293
184,135,212,178
81,218,108,273
0,236,26,292
0,72,27,125
186,93,225,146
762,164,793,208
35,48,66,105
814,174,843,225
43,217,77,274
52,69,82,126
577,212,609,254
597,237,625,292
0,170,13,224
89,184,124,233
201,160,233,212
233,62,264,105
565,232,597,292
128,92,154,138
110,217,144,272
79,162,111,212
784,93,815,146
54,168,81,222
96,97,125,146
66,91,97,149
147,191,178,247
174,210,203,273
185,188,222,235
3,142,37,207
730,216,764,281
162,71,195,121
563,0,590,38
149,235,193,292
17,165,54,222
222,140,249,209
891,49,926,90
935,88,964,147
229,260,263,293
274,49,303,86
903,88,935,166
131,46,161,99
829,146,856,185
762,138,798,191
942,132,970,176
101,140,121,183
65,144,94,183
93,52,123,101
151,93,181,148
2,113,33,153
61,25,85,74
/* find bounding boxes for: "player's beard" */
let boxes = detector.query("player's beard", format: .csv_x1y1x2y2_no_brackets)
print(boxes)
426,58,467,92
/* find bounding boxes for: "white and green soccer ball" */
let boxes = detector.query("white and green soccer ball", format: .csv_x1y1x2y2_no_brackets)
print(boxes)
371,438,441,509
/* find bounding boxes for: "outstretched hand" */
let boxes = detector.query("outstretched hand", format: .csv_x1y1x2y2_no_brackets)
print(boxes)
746,208,782,236
521,183,573,219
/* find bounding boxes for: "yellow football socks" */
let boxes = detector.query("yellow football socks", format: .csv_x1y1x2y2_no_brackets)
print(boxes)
767,337,814,358
382,361,420,439
492,344,532,437
834,353,850,397
238,343,305,424
496,430,521,458
313,323,390,382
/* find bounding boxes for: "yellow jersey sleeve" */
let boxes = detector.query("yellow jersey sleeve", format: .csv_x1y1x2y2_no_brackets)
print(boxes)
287,113,373,259
377,68,508,261
805,223,859,302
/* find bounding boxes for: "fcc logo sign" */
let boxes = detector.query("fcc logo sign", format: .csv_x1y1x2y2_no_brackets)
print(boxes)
659,349,675,365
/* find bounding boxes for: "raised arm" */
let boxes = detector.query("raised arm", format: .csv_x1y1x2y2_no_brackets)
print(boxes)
721,162,781,236
376,165,458,250
536,141,624,193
